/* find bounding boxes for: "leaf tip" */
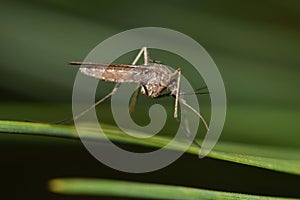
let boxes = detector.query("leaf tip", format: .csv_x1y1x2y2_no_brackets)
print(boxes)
48,179,65,193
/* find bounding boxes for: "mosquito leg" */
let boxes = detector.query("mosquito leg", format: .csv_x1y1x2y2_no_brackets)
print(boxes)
152,68,181,118
129,47,150,113
182,109,202,148
143,47,150,65
132,49,143,65
132,47,150,65
175,111,201,148
179,98,209,131
74,83,121,121
174,76,209,132
174,69,181,119
129,84,140,114
157,68,181,119
55,83,121,124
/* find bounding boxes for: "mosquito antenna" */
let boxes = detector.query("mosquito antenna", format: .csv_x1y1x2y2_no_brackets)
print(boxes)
195,91,209,95
180,86,208,96
194,86,207,92
181,91,209,96
179,98,209,131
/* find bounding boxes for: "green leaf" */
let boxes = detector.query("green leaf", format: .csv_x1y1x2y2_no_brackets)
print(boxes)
48,178,291,199
0,120,300,175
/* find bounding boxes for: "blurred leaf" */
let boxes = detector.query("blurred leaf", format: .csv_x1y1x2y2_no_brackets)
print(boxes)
0,120,300,175
48,178,291,199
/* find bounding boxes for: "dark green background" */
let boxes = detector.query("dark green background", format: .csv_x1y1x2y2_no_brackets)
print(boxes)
0,0,300,199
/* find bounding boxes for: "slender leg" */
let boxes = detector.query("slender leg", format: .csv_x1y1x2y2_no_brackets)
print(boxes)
143,47,150,65
174,69,181,119
129,47,150,113
151,68,181,118
132,47,150,65
129,84,140,113
75,83,120,120
172,69,209,149
174,110,201,148
154,68,181,118
171,70,209,131
55,83,121,124
167,68,209,131
179,98,209,131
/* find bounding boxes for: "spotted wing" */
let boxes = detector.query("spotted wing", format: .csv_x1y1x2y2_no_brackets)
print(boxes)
69,62,151,83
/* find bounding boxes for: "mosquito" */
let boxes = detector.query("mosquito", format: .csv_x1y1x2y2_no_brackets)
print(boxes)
68,47,209,146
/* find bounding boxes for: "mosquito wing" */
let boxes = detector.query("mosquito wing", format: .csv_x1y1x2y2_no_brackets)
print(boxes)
69,62,152,83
